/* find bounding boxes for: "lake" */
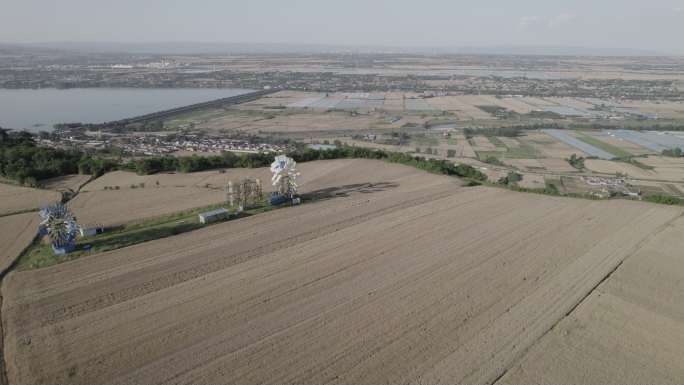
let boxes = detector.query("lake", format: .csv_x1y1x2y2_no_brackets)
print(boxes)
0,88,252,132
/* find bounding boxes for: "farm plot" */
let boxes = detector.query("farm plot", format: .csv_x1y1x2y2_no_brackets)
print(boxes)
470,136,499,152
0,213,39,275
584,159,656,179
452,96,496,119
451,134,477,158
542,129,615,159
427,96,492,119
71,159,419,227
638,156,684,181
519,132,586,161
548,97,597,110
605,130,684,153
237,91,319,110
506,158,546,171
381,92,406,111
3,160,679,385
230,110,380,133
0,183,62,216
519,173,546,189
538,158,579,173
488,96,534,114
40,175,92,192
499,214,684,385
622,100,684,120
589,131,653,156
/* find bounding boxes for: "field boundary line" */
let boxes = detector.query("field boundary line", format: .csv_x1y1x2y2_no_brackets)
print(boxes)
489,209,684,385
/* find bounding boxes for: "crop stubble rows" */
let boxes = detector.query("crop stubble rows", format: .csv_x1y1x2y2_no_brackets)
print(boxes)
2,160,679,385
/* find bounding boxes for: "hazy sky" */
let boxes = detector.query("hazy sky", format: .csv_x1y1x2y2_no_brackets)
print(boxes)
2,0,684,53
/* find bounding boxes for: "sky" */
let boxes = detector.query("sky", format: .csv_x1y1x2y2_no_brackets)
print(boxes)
2,0,684,54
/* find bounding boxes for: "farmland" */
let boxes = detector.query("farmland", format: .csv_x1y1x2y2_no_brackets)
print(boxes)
499,213,684,385
0,213,40,274
0,183,62,217
69,159,422,227
3,159,682,385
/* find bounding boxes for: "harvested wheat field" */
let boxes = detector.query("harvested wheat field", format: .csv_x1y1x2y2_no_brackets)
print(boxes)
452,134,477,158
519,173,546,189
538,158,579,173
639,156,684,181
72,168,269,226
500,212,684,385
506,158,545,171
40,175,92,193
584,159,656,179
470,136,500,152
0,183,62,216
0,213,39,275
3,159,681,385
70,159,419,227
523,132,588,159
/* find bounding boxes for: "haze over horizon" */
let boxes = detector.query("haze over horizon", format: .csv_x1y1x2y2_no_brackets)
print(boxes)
2,0,684,55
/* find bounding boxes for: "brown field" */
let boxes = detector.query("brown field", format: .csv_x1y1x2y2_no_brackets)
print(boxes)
4,158,680,385
522,132,588,159
381,92,406,111
639,156,684,181
470,136,499,152
72,168,271,226
40,175,92,192
622,100,684,120
235,91,318,110
0,213,39,275
70,159,422,227
506,158,546,171
0,183,62,216
500,213,684,384
538,158,579,173
69,187,228,227
547,97,596,110
490,96,535,114
584,159,656,179
193,109,382,134
427,96,492,120
453,134,477,158
519,173,546,189
521,97,558,108
480,167,508,182
497,136,520,148
333,139,413,154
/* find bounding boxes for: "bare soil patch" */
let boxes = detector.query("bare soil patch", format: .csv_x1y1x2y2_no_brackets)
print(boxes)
4,160,680,385
0,183,61,216
0,213,39,275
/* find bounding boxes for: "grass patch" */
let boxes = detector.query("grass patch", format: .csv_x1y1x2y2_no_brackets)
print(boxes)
504,141,539,158
486,136,505,147
643,194,684,206
16,201,279,270
616,157,655,171
411,135,439,147
475,137,538,159
575,134,632,158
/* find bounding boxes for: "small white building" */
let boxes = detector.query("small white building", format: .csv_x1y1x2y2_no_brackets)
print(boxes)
80,225,104,237
198,208,230,224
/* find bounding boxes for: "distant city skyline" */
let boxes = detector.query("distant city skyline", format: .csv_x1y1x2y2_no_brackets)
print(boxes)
2,0,684,55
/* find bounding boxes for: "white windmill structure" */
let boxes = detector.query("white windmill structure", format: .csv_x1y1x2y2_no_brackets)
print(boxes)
39,203,80,255
270,155,300,205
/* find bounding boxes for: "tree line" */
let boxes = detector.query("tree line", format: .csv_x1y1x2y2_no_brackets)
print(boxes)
1,128,486,186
